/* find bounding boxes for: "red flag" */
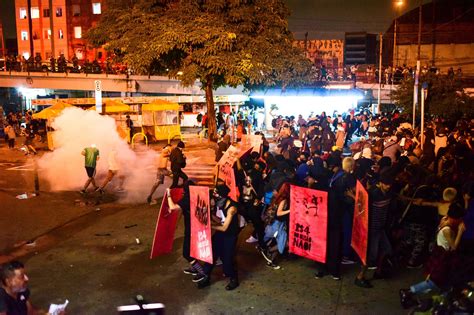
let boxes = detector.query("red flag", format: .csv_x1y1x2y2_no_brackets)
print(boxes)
150,188,183,259
190,186,213,264
351,180,369,265
289,185,328,263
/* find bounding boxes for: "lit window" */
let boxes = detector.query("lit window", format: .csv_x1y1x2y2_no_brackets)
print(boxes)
43,8,50,18
56,7,62,17
58,29,64,39
31,7,40,19
19,8,27,19
74,26,82,39
21,31,28,41
72,4,80,16
44,29,51,39
92,3,101,14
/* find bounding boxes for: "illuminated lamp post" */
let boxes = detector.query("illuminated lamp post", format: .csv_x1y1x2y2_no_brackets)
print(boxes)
393,0,404,67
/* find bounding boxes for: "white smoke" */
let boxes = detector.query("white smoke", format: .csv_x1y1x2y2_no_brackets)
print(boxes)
37,107,157,203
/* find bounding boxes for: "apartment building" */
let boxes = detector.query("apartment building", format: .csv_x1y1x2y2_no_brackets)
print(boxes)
15,0,106,61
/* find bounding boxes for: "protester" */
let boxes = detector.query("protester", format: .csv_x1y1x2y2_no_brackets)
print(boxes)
196,184,240,290
97,148,125,194
169,141,188,188
147,144,172,204
0,261,39,315
80,144,100,194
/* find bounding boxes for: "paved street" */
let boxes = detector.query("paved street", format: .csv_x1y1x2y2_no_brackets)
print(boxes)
0,137,420,315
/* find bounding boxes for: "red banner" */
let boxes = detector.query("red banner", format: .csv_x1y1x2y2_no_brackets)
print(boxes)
351,180,369,265
150,188,183,259
289,185,328,263
217,151,239,202
190,186,213,264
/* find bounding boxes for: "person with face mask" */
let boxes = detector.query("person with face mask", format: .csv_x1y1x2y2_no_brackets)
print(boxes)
195,184,240,291
0,261,40,315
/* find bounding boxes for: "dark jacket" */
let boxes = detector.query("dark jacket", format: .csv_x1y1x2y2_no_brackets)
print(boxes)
170,147,186,171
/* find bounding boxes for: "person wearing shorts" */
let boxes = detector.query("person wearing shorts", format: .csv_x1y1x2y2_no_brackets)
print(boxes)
147,144,172,204
97,149,125,193
81,144,100,194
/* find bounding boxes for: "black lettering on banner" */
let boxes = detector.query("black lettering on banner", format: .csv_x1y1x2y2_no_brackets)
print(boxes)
195,194,209,225
293,223,312,252
302,195,323,217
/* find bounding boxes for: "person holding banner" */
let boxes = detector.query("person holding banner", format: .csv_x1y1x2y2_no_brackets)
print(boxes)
197,185,240,291
355,173,394,288
166,183,206,278
315,157,355,280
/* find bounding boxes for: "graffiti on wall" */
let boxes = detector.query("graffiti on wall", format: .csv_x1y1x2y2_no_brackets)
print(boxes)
294,39,344,69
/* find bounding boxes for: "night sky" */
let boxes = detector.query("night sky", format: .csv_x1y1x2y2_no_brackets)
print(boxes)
0,0,427,40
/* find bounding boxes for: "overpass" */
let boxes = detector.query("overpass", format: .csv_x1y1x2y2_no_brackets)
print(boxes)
0,71,206,95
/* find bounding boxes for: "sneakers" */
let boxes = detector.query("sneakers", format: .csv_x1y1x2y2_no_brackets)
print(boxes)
246,235,259,243
95,187,104,194
354,278,373,288
146,196,152,204
259,248,273,264
192,273,207,283
215,258,223,266
314,271,326,279
80,189,86,194
266,261,281,270
332,275,341,281
197,276,210,289
149,199,158,206
225,279,239,291
341,257,356,265
183,268,198,276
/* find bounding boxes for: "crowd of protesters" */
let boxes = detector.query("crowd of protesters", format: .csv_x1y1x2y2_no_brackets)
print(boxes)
179,107,474,312
2,111,44,154
3,53,128,75
309,63,465,85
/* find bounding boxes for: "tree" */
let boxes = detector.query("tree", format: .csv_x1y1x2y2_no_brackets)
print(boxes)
391,73,474,119
87,0,314,141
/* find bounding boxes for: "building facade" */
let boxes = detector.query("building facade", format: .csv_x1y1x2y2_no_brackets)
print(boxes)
384,0,474,75
14,0,105,61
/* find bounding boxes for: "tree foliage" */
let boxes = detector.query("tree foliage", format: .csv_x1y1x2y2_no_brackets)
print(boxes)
87,0,314,140
391,73,474,119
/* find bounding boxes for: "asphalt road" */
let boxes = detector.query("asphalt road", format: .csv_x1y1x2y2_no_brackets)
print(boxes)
0,138,420,314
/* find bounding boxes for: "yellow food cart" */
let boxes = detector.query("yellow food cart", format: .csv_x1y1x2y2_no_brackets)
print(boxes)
32,101,74,150
141,100,181,142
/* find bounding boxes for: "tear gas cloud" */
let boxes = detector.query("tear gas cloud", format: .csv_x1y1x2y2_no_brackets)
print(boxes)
38,107,156,203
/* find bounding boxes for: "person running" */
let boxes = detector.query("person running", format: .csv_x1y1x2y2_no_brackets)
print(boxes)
97,148,125,194
147,144,172,204
170,141,188,188
80,144,100,194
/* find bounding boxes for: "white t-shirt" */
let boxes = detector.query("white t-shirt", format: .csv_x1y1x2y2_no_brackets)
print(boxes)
108,150,119,171
437,226,452,250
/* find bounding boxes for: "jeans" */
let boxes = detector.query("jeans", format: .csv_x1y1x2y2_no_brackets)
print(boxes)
171,169,188,188
410,279,438,294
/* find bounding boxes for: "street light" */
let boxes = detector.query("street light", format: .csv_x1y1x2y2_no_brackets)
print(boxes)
393,0,404,67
